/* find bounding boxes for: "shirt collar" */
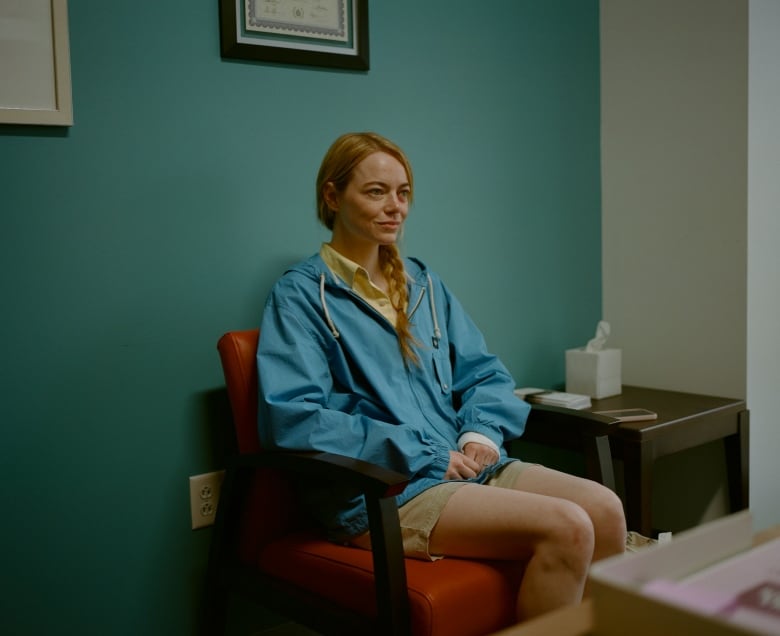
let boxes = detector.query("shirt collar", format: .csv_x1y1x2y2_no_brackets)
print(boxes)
320,242,367,288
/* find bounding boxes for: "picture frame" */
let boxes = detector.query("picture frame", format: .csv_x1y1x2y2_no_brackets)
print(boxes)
219,0,369,71
0,0,73,126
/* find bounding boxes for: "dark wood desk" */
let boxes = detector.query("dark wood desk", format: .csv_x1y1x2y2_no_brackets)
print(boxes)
589,386,749,536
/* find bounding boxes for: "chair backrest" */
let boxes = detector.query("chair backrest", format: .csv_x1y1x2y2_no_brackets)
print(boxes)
217,329,305,560
217,329,262,454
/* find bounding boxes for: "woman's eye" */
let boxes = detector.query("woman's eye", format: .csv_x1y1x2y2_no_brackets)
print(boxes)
399,190,411,201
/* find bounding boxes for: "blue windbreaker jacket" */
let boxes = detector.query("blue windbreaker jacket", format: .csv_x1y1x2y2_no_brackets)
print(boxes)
257,253,530,539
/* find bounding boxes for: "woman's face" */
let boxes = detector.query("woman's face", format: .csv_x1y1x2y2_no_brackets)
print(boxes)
326,151,411,251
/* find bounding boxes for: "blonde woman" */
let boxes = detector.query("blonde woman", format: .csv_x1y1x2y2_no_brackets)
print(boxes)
257,132,626,620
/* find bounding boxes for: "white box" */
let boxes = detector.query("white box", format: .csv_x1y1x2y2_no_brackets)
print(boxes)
590,511,780,636
565,347,621,399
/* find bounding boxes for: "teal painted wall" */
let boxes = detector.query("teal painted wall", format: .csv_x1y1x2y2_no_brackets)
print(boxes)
0,2,601,634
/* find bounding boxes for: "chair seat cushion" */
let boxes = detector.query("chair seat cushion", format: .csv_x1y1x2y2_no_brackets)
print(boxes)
258,531,523,636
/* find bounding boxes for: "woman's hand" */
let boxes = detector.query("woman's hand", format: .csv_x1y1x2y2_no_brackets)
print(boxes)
445,440,500,479
444,451,482,480
462,441,500,471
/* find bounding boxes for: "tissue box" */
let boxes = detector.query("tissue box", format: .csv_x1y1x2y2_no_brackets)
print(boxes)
565,347,621,399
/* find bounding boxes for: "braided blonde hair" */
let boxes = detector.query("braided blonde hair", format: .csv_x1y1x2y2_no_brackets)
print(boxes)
317,132,420,365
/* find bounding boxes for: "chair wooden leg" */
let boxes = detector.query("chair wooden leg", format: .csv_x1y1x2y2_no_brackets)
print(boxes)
364,495,411,636
200,580,229,636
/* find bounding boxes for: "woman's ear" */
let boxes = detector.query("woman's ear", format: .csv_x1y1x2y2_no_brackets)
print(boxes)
322,182,340,212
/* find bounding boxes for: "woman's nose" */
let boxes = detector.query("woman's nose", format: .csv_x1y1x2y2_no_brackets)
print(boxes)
385,192,403,211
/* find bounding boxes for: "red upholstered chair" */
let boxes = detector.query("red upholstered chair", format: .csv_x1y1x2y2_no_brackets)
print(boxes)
204,329,617,636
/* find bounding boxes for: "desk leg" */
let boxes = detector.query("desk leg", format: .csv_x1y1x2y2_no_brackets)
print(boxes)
622,439,654,536
584,435,616,492
724,409,750,512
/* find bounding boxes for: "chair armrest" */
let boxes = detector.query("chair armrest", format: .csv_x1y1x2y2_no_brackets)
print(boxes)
230,450,409,499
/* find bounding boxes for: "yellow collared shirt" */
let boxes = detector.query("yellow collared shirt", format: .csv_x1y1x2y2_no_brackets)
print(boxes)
320,243,399,327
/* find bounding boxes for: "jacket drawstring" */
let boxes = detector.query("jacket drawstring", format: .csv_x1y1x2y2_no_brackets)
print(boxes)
427,274,442,349
407,282,426,319
320,273,340,338
319,270,440,347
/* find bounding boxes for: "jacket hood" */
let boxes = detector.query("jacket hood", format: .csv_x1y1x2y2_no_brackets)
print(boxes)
285,252,438,342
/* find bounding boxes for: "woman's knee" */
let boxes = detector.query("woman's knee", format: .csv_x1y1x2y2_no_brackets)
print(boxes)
559,501,596,548
590,487,627,558
538,501,595,577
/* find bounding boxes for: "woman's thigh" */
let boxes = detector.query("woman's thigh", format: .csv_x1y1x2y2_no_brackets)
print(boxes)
511,465,627,559
513,466,623,523
511,464,616,511
428,480,594,561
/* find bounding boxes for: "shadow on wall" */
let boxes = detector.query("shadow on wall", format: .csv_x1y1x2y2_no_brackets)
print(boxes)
193,386,236,466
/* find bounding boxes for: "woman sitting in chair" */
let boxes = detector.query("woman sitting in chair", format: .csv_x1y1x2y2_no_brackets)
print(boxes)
257,131,626,621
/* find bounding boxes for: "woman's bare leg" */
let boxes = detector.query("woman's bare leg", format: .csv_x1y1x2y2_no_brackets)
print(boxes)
510,465,627,563
429,483,596,620
429,466,626,620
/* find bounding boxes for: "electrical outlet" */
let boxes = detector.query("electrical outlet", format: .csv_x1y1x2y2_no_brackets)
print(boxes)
189,470,225,529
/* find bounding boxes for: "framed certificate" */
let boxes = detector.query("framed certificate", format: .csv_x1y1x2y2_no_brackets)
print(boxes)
0,0,73,126
218,0,369,71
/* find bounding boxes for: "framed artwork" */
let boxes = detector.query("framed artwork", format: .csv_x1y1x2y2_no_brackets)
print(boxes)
0,0,73,126
219,0,369,71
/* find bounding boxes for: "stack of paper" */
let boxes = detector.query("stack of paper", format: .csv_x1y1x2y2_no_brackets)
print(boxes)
514,388,592,410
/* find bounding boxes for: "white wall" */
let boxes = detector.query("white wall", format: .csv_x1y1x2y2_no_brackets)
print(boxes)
748,0,780,532
600,0,749,531
601,0,747,397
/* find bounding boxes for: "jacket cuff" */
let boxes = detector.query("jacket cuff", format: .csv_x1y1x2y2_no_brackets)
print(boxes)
457,431,500,454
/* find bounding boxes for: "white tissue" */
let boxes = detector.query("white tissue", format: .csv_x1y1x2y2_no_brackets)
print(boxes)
586,320,611,352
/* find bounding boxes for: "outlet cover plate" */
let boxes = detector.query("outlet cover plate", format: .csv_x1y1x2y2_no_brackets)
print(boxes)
189,470,225,529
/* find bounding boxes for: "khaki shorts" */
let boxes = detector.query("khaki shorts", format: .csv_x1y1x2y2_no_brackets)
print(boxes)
349,460,532,561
